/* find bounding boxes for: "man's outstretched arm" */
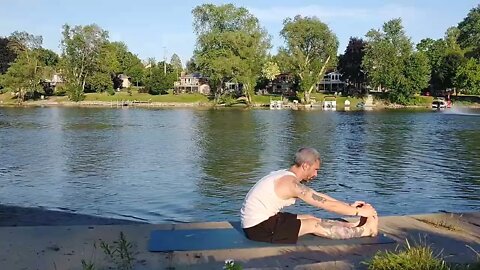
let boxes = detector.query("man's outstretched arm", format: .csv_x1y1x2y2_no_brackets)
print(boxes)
292,182,376,217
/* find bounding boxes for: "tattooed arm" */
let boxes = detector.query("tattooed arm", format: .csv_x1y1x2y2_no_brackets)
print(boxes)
292,182,367,216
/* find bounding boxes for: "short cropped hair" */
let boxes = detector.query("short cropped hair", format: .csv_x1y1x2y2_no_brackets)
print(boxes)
293,147,321,166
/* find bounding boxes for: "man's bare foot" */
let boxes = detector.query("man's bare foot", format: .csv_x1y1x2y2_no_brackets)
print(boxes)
367,215,379,237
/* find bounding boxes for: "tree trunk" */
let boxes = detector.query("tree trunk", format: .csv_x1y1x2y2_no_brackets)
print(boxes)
214,79,223,104
304,91,311,104
304,56,331,104
245,83,252,106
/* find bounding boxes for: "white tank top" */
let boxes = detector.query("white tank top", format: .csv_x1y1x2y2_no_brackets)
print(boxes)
240,169,297,228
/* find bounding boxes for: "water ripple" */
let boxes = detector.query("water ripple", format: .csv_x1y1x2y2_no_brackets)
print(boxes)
0,107,479,222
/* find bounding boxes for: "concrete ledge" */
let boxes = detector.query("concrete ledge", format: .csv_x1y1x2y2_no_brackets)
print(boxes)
0,210,478,269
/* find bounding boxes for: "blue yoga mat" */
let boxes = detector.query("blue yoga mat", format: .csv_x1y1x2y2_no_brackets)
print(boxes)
148,222,395,252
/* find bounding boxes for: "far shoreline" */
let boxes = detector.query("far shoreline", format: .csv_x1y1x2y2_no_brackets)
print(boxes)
1,100,480,110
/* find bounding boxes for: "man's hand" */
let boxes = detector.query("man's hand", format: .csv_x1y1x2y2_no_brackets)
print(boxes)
350,201,366,208
357,203,377,217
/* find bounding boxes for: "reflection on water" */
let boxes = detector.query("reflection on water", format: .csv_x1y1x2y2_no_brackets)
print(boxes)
0,107,479,223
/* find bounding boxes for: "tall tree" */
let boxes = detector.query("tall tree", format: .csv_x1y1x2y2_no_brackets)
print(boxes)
109,42,144,86
417,38,446,90
444,27,463,53
455,58,480,95
192,4,270,104
457,4,480,59
185,57,199,73
363,19,412,92
60,24,109,101
0,32,50,100
393,52,431,103
438,51,465,90
280,15,338,103
170,53,183,73
0,37,18,74
338,37,366,90
362,18,430,104
144,61,176,94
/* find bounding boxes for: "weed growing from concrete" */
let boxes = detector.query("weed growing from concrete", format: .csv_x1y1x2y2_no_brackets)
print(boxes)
364,239,449,270
100,232,135,270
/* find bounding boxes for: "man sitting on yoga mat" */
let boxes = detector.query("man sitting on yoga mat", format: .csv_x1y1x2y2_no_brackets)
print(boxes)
240,147,378,244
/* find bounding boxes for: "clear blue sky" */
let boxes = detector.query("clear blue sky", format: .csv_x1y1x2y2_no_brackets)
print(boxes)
0,0,477,65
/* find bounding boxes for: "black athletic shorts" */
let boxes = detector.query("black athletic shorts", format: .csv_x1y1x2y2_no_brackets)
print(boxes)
243,212,301,244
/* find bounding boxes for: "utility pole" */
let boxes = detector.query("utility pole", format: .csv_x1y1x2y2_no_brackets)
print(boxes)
163,46,167,75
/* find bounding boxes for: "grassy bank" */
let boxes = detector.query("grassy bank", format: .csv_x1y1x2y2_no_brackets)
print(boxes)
2,89,479,109
0,89,210,105
83,90,210,103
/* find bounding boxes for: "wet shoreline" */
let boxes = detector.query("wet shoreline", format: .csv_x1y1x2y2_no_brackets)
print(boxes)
0,204,146,226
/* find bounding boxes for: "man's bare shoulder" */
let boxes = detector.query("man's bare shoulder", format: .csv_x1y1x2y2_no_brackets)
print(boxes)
274,175,298,199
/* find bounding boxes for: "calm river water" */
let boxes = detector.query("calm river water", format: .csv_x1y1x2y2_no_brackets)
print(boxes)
0,107,479,223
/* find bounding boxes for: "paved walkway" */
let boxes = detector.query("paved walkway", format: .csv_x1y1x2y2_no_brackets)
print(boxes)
0,210,478,269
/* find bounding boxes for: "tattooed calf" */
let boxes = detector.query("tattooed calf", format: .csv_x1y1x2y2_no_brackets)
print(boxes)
314,220,365,239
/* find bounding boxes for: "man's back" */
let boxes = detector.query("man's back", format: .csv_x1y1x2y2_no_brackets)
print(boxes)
240,170,296,228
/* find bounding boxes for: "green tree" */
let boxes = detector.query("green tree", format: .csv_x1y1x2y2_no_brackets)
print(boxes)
98,42,121,75
438,51,465,90
108,42,143,75
261,61,280,81
36,48,59,67
0,31,51,101
457,4,480,59
170,53,183,75
363,18,422,104
455,58,480,94
125,62,144,87
0,37,18,74
272,49,294,74
338,37,366,90
280,15,338,103
444,27,463,53
86,72,113,93
112,42,144,86
417,38,447,90
192,4,270,104
185,57,199,73
60,24,109,101
144,61,176,94
390,52,431,104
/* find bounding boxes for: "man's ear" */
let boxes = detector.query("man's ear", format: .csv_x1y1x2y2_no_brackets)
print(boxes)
301,163,309,171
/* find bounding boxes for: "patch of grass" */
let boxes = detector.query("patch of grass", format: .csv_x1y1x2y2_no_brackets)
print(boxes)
100,232,135,270
251,94,273,104
465,246,480,270
80,241,97,270
224,259,243,270
409,95,434,106
0,91,17,104
309,92,363,109
365,239,450,270
83,89,209,103
81,260,95,270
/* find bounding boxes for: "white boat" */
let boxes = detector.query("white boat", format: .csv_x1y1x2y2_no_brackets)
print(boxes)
322,96,337,111
270,100,282,109
432,97,447,109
